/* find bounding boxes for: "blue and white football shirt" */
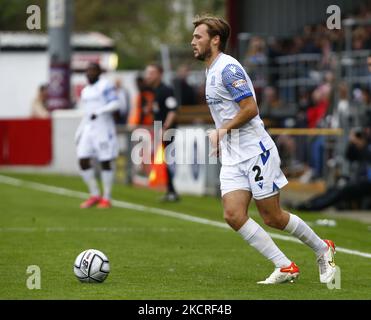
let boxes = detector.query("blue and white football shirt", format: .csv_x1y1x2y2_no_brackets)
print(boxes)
79,77,119,133
205,53,275,165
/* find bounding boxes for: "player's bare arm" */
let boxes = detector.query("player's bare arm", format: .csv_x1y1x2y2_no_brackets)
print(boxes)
163,110,177,131
222,96,259,131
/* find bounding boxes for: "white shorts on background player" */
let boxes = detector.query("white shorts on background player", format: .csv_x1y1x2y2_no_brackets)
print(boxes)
76,127,118,161
220,144,288,199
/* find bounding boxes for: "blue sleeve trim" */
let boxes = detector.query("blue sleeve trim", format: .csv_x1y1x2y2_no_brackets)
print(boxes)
235,92,253,103
105,96,119,103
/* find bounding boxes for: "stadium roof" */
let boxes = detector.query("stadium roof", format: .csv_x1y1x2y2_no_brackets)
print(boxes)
0,32,115,51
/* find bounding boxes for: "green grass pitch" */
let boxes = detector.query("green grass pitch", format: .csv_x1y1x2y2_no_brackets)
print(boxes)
0,171,370,300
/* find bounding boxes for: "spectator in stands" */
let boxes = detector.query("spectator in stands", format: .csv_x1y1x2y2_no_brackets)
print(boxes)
244,36,267,69
243,36,267,102
259,86,284,127
307,71,334,128
297,88,312,116
359,86,371,124
266,37,282,86
290,88,313,178
352,27,368,50
290,36,304,55
297,72,334,182
318,37,333,70
350,86,371,127
301,25,320,54
260,86,296,127
330,82,350,129
173,64,197,107
114,78,130,124
31,84,49,119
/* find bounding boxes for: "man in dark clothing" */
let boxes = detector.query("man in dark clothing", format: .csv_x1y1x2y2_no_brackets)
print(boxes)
173,65,197,107
144,63,180,202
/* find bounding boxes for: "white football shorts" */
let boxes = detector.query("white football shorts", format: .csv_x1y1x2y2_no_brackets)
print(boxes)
220,145,288,199
76,127,118,162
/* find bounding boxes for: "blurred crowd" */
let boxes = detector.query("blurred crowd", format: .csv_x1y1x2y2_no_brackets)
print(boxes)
240,3,371,187
244,3,371,105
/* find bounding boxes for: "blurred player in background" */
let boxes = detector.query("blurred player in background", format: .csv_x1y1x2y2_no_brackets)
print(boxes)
75,63,120,209
144,63,180,202
191,15,337,284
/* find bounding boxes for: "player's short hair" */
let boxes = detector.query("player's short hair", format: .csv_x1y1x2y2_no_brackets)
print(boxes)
147,63,163,74
193,14,230,52
87,62,102,73
39,83,48,91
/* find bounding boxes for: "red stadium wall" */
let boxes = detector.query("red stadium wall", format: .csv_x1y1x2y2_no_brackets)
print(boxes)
0,119,52,165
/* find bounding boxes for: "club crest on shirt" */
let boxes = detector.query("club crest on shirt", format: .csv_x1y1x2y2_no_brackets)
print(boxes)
229,66,237,74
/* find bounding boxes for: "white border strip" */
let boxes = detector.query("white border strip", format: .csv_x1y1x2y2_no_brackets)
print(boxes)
1,174,371,259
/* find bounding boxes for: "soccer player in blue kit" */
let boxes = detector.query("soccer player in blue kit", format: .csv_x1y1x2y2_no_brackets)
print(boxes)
191,15,337,284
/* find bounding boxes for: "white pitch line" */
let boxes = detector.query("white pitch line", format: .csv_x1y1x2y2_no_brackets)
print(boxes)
1,174,371,259
0,226,177,233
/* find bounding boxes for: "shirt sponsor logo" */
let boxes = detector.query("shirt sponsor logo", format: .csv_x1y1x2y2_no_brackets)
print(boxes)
232,79,247,88
206,95,223,106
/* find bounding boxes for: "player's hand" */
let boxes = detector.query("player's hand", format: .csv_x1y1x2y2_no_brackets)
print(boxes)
90,113,97,120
